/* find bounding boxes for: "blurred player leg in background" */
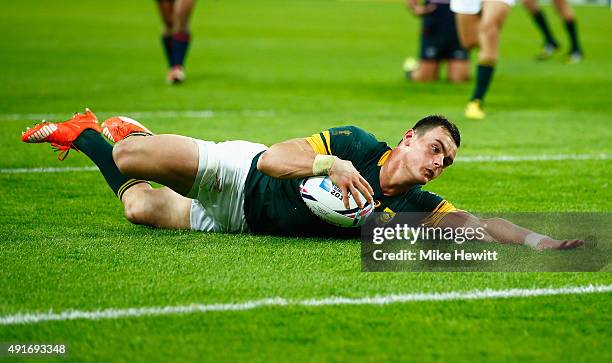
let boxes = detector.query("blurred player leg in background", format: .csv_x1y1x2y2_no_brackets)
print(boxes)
404,0,439,82
553,0,583,63
524,0,583,63
447,58,469,83
404,0,470,83
452,0,511,119
523,0,559,60
169,0,196,83
157,0,175,69
157,0,197,84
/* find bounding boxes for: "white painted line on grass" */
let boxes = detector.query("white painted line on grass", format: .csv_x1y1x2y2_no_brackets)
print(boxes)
458,153,612,163
2,153,610,174
0,166,98,174
1,284,610,326
0,109,276,121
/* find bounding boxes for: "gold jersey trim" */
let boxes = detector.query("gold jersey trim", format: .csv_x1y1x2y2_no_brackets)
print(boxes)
422,200,457,227
305,130,331,155
377,150,391,166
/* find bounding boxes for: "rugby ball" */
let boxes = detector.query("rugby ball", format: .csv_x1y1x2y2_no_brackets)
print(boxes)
299,176,374,227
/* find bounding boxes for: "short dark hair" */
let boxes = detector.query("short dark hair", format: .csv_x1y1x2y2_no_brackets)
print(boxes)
412,115,461,147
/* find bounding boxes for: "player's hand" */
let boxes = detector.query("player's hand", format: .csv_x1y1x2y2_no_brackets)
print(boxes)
535,238,584,251
328,158,374,210
408,3,437,16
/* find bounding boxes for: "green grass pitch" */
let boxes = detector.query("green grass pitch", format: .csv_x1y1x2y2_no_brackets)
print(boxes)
1,0,611,361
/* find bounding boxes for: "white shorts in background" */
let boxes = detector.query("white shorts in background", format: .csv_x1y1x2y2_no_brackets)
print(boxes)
450,0,515,15
187,139,268,233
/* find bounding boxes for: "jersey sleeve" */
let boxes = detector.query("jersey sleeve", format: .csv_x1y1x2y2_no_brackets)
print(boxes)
406,188,457,227
422,200,457,227
305,126,379,161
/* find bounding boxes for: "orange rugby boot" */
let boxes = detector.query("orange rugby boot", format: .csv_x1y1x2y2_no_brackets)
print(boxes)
21,108,101,160
100,116,153,143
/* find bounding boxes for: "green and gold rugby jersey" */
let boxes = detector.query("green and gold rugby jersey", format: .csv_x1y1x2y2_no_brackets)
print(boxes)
243,126,456,236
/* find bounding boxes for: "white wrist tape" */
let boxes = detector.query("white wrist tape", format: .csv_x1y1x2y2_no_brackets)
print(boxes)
524,233,546,249
312,154,335,175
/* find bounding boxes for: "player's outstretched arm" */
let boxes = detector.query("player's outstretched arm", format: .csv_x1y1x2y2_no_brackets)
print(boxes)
439,211,584,251
257,138,373,208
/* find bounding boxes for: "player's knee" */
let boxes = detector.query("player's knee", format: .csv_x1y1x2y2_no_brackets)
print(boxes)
172,15,190,34
113,138,144,176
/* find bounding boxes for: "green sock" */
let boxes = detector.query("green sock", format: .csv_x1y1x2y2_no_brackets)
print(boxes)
73,130,147,199
471,63,495,102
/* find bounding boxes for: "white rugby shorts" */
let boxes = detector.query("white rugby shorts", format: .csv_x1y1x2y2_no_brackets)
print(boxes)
186,139,268,233
450,0,515,15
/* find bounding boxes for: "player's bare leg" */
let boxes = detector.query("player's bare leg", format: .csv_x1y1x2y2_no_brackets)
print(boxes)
478,2,510,64
454,13,479,51
21,110,200,230
102,116,200,229
20,110,192,230
524,0,559,60
553,0,573,20
173,0,195,34
158,0,175,36
101,116,200,228
552,0,583,63
447,59,469,83
167,0,196,83
461,1,509,120
158,0,175,69
112,134,199,197
121,183,192,229
455,13,482,118
523,0,539,13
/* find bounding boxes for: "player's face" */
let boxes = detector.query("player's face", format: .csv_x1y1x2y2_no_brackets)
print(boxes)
396,127,457,185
